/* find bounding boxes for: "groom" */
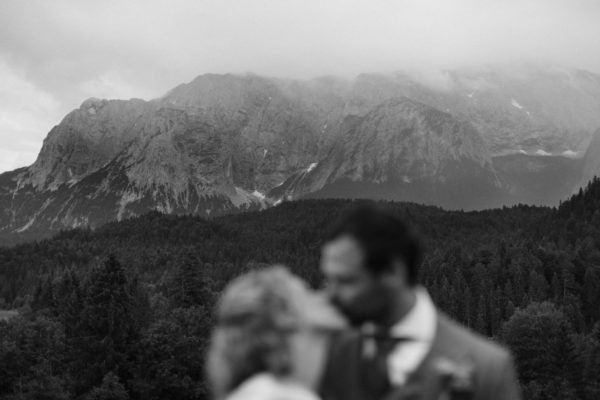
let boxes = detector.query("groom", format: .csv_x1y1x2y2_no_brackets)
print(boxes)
318,204,521,400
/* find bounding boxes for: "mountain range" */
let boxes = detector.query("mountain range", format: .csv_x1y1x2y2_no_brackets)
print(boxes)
2,65,600,244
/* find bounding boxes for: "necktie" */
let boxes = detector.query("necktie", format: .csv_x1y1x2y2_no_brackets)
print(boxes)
360,332,412,400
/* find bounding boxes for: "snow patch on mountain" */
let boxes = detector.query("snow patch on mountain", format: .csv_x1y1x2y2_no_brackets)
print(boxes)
16,217,36,233
155,200,173,214
252,190,266,200
511,99,524,109
562,150,579,158
117,189,143,220
535,149,552,156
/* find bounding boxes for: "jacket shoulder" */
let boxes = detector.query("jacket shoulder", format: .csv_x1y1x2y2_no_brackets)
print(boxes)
435,314,522,399
437,313,512,365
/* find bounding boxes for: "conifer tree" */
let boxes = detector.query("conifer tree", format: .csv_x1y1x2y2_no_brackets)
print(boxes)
85,372,129,400
501,302,577,399
71,255,139,395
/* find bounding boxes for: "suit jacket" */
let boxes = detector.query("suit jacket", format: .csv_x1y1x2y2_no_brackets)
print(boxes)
319,313,521,400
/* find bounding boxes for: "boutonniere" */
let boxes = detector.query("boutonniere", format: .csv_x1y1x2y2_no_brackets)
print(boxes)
433,357,475,400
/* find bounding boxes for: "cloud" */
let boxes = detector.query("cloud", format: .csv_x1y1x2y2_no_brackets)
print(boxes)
79,70,156,101
0,0,599,172
0,61,60,171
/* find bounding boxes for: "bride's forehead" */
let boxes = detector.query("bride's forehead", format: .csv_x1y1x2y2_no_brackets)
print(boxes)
224,269,307,304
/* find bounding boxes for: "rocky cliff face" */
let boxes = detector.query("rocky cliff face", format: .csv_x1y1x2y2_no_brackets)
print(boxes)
0,75,322,242
2,66,600,244
27,98,154,190
270,98,503,210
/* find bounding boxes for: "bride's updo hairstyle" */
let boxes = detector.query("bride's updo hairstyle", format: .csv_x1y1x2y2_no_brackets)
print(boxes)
207,266,309,399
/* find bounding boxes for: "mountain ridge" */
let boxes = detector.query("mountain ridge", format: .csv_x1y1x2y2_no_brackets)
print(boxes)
2,65,600,243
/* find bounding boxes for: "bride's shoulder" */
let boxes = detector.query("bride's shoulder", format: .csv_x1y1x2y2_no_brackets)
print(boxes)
226,373,321,400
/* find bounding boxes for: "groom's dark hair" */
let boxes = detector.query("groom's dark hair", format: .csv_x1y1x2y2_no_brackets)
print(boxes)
324,202,422,285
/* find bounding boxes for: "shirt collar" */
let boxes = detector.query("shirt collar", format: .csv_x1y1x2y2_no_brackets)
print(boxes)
388,286,437,342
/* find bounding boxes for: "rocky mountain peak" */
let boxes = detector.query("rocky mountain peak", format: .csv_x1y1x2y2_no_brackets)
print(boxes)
163,73,284,112
2,67,600,243
25,97,153,190
329,97,492,181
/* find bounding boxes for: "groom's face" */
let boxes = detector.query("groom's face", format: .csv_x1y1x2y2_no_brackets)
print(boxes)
321,235,392,326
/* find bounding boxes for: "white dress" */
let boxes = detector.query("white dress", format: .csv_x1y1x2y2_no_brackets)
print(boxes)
226,373,320,400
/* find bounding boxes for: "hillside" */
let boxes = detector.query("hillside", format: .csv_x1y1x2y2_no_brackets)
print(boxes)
2,178,600,398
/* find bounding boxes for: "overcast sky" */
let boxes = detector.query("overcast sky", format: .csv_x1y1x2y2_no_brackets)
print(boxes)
1,0,599,173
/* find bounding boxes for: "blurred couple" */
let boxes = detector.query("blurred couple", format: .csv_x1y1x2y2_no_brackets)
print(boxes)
208,204,521,400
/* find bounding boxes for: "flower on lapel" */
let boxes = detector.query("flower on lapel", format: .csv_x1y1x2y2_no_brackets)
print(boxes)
433,357,475,399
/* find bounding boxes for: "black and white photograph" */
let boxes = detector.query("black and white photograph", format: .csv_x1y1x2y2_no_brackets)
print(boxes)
1,1,600,399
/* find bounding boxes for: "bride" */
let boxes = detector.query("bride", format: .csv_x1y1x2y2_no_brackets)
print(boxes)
207,266,347,400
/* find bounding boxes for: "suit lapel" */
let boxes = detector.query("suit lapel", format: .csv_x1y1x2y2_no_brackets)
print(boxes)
383,313,468,400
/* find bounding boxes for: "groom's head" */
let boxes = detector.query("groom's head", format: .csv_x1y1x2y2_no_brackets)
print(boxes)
320,203,422,327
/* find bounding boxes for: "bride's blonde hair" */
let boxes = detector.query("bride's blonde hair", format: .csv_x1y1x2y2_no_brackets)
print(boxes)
207,266,308,399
